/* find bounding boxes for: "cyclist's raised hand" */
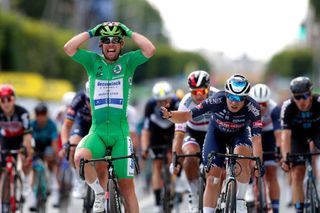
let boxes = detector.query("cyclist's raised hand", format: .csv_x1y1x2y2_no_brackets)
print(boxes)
88,23,107,37
118,22,133,38
160,106,172,119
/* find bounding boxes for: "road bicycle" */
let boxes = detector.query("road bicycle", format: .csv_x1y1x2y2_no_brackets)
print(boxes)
0,149,25,213
79,148,140,213
206,150,262,213
149,144,175,213
30,153,48,213
287,151,320,213
172,151,205,213
247,150,281,213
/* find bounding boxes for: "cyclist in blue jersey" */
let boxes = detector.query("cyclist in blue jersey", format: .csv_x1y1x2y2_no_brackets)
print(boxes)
30,102,59,210
281,77,320,213
161,74,263,213
248,84,281,213
60,82,91,199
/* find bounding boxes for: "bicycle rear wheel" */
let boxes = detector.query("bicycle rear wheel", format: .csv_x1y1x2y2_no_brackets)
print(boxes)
1,171,11,213
83,184,94,213
14,174,24,212
225,179,236,213
108,179,122,213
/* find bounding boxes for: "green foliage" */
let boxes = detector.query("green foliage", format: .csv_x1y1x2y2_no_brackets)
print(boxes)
266,48,313,78
0,12,84,85
311,0,320,22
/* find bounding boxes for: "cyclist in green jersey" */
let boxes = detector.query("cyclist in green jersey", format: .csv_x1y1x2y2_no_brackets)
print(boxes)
64,21,156,213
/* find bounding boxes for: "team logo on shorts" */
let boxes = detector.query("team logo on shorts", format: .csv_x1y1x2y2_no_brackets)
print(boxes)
113,64,122,74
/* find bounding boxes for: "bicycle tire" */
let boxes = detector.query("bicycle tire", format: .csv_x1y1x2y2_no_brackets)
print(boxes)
108,178,122,213
198,171,205,213
33,169,47,213
162,167,173,213
225,179,236,213
305,178,320,213
83,184,94,213
14,174,24,212
1,171,11,213
257,177,268,213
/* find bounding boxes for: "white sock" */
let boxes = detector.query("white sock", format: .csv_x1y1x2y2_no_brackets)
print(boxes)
236,181,248,199
88,178,104,195
188,179,199,194
203,207,215,213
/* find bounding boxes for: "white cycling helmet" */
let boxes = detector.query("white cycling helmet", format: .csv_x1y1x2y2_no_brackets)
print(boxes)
249,84,271,103
62,91,76,106
152,81,174,101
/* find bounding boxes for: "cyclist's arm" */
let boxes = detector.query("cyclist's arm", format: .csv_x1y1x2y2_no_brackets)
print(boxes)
172,131,184,155
141,129,150,154
131,32,156,58
23,133,34,158
281,129,291,159
274,130,282,148
64,32,90,56
61,119,74,146
163,110,192,123
252,135,262,161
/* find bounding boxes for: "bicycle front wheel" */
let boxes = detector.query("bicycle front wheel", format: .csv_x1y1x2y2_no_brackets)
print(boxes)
306,178,320,213
198,172,206,213
108,179,122,213
1,171,11,213
14,174,24,212
83,184,94,213
225,179,236,213
257,177,268,213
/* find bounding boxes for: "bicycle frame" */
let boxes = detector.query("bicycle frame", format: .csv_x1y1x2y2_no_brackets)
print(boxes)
206,151,262,213
287,151,320,213
0,149,23,213
79,152,140,213
149,145,174,213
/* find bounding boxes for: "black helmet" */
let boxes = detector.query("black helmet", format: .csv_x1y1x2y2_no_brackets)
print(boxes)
187,70,210,89
35,102,48,114
290,76,312,94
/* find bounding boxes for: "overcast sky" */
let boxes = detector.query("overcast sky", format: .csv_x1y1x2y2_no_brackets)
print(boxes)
147,0,309,61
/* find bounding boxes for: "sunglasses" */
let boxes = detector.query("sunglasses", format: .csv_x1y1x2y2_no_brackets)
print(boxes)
191,88,208,96
226,93,246,102
100,36,122,44
0,96,13,103
259,102,268,107
293,92,311,100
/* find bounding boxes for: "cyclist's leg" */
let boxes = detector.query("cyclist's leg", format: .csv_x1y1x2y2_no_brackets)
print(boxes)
182,136,201,210
202,125,226,212
233,127,253,212
263,131,280,213
74,133,106,193
112,135,139,212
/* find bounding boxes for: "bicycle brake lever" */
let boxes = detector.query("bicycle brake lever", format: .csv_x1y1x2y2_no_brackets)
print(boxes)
79,157,85,180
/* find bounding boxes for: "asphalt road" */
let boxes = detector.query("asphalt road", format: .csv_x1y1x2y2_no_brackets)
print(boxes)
20,168,297,212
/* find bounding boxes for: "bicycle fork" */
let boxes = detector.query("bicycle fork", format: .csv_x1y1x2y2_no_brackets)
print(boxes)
7,156,17,212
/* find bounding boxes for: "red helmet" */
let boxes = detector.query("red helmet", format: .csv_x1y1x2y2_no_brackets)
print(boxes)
0,84,15,97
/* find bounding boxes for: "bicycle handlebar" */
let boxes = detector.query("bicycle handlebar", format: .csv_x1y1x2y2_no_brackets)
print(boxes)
79,153,140,180
172,151,201,167
286,151,320,162
63,141,77,161
206,151,262,174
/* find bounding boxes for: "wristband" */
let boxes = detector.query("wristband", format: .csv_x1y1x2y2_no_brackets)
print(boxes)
88,31,93,38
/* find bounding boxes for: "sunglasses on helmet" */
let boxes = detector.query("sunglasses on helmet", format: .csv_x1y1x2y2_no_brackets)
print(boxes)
226,93,246,102
190,88,208,96
100,36,122,44
293,92,311,100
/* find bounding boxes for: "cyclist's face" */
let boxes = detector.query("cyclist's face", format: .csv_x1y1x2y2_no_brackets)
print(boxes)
190,87,208,104
258,102,268,115
100,36,124,62
292,92,312,111
0,96,15,114
36,113,48,126
157,98,171,107
226,94,245,113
